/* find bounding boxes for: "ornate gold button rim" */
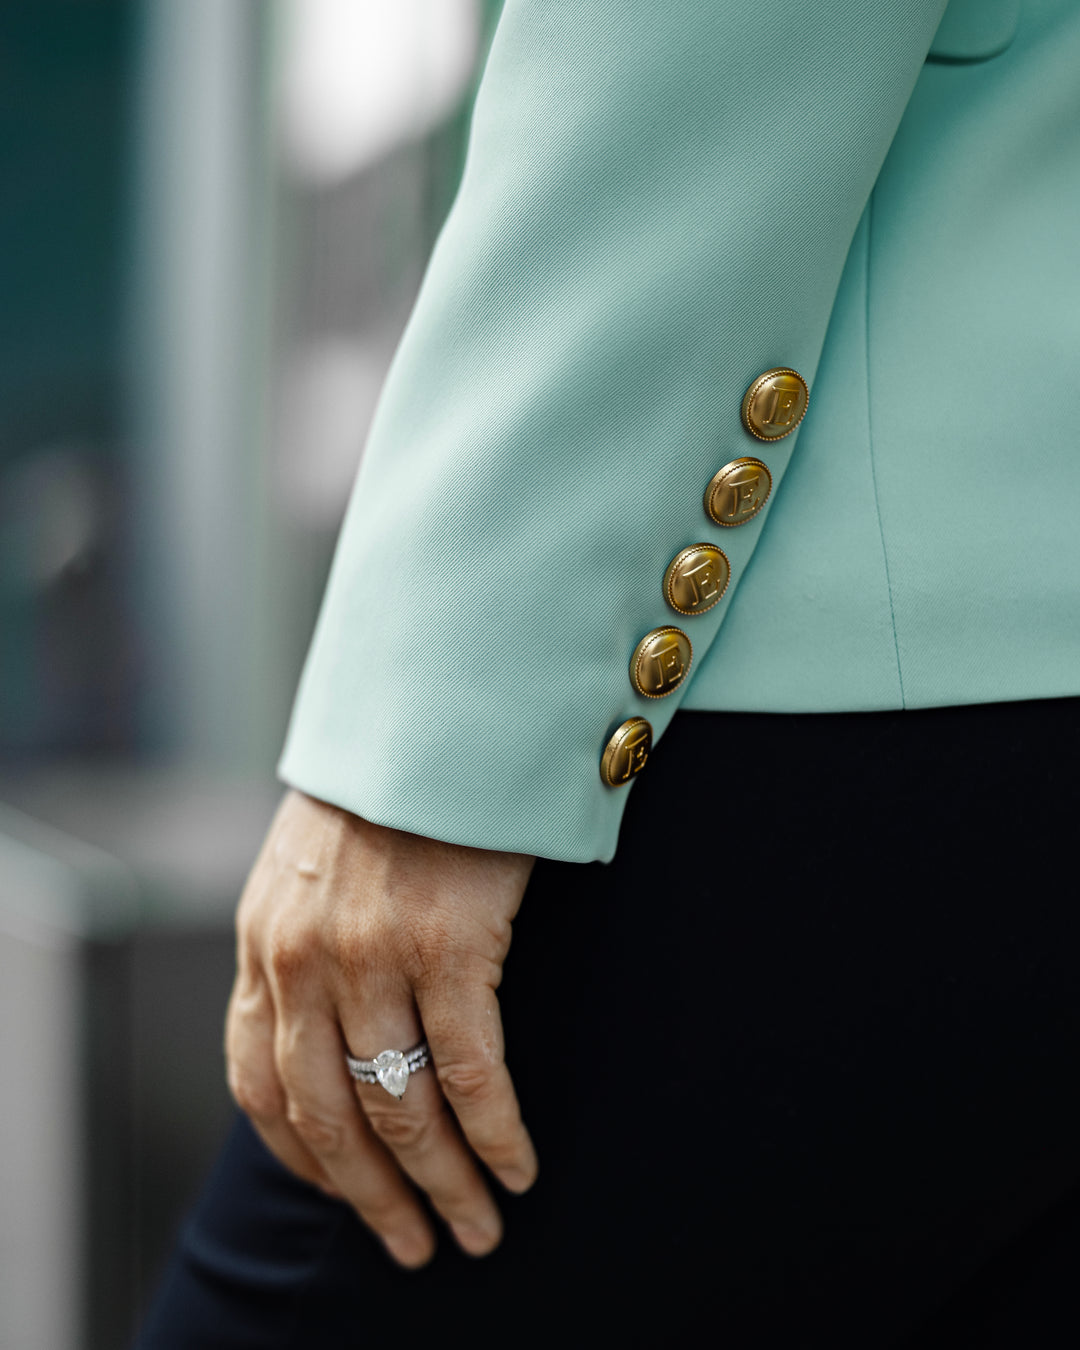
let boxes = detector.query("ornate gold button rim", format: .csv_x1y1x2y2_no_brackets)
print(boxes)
600,716,653,788
704,456,773,528
741,366,809,442
629,625,692,700
663,543,730,616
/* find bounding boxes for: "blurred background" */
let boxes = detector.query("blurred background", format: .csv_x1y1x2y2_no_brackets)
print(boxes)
0,2,502,1345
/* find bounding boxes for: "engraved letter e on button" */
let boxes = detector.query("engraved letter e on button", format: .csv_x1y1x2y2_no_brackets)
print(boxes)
704,458,772,528
741,367,809,442
664,544,730,616
630,627,692,699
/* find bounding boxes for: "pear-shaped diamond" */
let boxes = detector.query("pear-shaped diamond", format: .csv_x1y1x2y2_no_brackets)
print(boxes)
374,1049,410,1099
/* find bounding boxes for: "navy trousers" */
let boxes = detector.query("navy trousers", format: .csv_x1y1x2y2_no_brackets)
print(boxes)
135,700,1080,1347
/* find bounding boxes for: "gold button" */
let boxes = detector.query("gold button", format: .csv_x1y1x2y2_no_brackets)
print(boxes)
741,367,808,440
629,626,692,699
663,543,730,616
704,457,772,527
600,717,653,787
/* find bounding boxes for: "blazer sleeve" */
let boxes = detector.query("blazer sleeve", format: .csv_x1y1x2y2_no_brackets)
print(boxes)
277,0,948,863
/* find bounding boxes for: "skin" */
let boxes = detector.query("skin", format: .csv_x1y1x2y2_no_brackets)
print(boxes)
224,788,539,1267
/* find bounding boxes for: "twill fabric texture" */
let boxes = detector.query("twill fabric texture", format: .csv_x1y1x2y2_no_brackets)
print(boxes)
278,0,1080,863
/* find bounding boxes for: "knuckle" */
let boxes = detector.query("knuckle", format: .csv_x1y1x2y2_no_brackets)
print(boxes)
398,937,437,986
396,918,456,986
224,988,271,1060
365,1104,438,1153
228,1069,284,1124
233,920,262,972
266,922,316,986
333,930,374,987
436,1060,497,1106
286,1103,347,1156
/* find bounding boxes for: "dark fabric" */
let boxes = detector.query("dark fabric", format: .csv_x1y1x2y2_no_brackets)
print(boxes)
135,699,1080,1348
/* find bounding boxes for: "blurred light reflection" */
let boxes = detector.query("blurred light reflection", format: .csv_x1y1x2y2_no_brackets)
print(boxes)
280,0,480,186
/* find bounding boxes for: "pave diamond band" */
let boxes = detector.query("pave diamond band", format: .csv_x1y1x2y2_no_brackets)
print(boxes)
345,1041,430,1099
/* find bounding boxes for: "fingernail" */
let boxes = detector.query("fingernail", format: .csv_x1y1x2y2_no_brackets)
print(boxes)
451,1221,502,1257
383,1232,433,1269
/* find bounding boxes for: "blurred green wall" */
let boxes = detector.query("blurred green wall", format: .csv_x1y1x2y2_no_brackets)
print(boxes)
0,0,135,757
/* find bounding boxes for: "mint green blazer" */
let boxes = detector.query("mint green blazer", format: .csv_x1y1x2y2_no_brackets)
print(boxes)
279,0,1080,862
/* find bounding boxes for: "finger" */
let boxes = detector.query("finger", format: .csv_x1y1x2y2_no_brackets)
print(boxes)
224,974,331,1192
342,1010,505,1257
274,1003,436,1268
416,979,538,1194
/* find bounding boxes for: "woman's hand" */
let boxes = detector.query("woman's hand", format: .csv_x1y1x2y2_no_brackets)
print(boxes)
224,788,538,1267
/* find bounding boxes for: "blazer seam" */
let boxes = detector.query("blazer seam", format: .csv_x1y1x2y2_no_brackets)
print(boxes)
864,188,907,708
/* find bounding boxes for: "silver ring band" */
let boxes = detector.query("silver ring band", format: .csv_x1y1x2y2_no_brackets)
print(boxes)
345,1041,430,1099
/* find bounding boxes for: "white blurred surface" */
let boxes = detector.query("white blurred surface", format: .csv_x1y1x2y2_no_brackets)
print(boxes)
281,0,480,185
